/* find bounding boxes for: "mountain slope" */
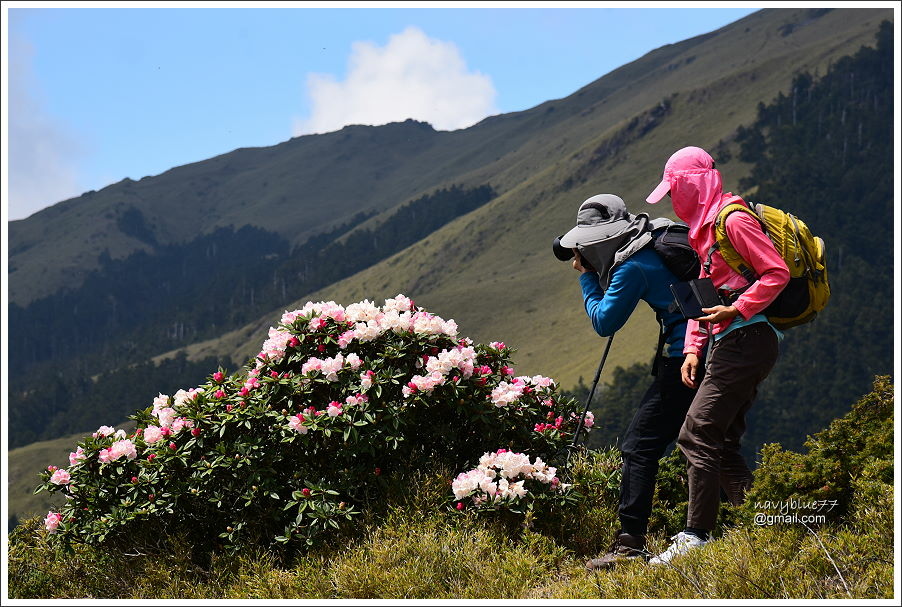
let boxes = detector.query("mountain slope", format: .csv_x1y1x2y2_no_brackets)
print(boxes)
171,7,892,390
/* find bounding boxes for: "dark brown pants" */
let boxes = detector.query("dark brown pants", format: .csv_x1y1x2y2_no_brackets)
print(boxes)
678,322,779,530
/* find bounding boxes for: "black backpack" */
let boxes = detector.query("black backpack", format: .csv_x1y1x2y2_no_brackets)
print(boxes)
650,223,700,282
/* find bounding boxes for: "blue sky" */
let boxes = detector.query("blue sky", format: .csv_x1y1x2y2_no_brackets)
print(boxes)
3,3,762,221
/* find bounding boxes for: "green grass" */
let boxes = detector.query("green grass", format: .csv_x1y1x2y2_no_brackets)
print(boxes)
8,446,893,600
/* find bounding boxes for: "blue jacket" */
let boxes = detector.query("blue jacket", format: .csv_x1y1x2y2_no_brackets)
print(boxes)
579,248,687,358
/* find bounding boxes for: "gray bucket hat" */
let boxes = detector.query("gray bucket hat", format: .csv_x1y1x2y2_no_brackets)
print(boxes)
558,194,633,248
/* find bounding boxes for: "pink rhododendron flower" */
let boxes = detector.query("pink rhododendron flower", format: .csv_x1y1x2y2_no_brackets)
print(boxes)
171,417,194,434
98,440,137,463
383,294,414,313
338,329,357,350
50,468,71,485
154,407,177,428
288,415,308,434
172,388,202,408
68,447,86,466
143,425,163,444
326,402,343,417
260,327,294,362
490,341,506,350
345,353,362,369
111,439,138,461
302,357,323,375
44,511,62,533
345,394,368,406
360,370,375,390
93,425,116,438
319,354,345,381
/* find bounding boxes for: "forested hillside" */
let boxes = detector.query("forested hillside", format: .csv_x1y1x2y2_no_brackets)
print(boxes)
581,22,894,457
8,185,495,447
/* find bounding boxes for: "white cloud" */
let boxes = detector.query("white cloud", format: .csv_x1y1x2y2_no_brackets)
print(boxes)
293,27,497,136
7,34,84,221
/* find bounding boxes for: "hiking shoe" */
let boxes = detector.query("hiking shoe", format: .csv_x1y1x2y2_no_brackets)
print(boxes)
585,532,647,570
648,531,708,565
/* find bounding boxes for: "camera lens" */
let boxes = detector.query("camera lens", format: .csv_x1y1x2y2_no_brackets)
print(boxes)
552,236,574,261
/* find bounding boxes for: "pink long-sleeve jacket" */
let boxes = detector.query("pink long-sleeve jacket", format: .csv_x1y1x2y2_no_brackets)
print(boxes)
664,163,789,356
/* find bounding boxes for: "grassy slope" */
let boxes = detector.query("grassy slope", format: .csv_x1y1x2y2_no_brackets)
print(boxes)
171,8,890,390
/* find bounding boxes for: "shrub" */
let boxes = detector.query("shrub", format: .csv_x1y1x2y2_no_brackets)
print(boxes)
744,375,894,524
35,295,593,557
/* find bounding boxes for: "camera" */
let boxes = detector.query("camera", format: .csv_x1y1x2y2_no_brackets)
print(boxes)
552,235,575,261
552,236,596,272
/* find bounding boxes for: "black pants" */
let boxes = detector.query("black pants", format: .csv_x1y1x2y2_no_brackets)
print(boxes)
618,356,699,536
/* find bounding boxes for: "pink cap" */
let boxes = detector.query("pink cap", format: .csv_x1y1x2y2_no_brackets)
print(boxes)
646,146,715,203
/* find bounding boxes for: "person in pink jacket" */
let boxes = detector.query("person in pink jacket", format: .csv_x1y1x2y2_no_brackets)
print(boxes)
644,146,790,565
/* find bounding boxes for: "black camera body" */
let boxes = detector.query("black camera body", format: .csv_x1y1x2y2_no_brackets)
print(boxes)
552,235,574,261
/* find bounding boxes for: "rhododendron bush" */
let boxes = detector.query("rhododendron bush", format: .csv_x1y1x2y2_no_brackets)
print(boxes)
36,295,592,554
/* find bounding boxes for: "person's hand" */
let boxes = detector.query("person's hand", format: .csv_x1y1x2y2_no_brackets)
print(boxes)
572,250,592,274
697,305,739,324
681,353,701,389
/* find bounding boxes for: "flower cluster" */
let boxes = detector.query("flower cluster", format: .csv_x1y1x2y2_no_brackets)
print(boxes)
452,449,573,510
37,294,591,552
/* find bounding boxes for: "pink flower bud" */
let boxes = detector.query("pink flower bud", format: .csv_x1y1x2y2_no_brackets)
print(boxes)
226,404,233,412
214,390,226,399
131,476,139,483
169,442,177,450
288,337,300,348
191,428,201,437
270,371,279,378
302,488,311,498
239,388,249,396
147,454,157,461
456,502,465,511
213,372,225,383
374,467,381,476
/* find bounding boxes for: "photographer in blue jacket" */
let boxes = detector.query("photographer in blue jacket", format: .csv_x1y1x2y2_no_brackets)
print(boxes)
556,194,701,570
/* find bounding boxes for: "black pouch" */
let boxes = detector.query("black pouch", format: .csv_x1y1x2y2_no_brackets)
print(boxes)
669,278,724,319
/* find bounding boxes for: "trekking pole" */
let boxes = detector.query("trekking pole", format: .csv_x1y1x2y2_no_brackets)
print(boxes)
568,334,614,463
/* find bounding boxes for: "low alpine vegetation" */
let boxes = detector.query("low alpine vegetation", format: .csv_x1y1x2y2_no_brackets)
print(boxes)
35,295,593,557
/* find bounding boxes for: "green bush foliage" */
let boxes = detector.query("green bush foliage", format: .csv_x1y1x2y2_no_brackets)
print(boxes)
746,375,893,523
34,295,592,557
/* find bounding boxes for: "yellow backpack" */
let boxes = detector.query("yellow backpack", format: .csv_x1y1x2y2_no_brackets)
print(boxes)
704,202,830,330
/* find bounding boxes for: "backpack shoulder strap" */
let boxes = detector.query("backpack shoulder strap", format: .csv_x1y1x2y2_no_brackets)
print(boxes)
703,203,762,284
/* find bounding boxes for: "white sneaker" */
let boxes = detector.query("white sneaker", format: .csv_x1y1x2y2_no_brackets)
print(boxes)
648,531,708,565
